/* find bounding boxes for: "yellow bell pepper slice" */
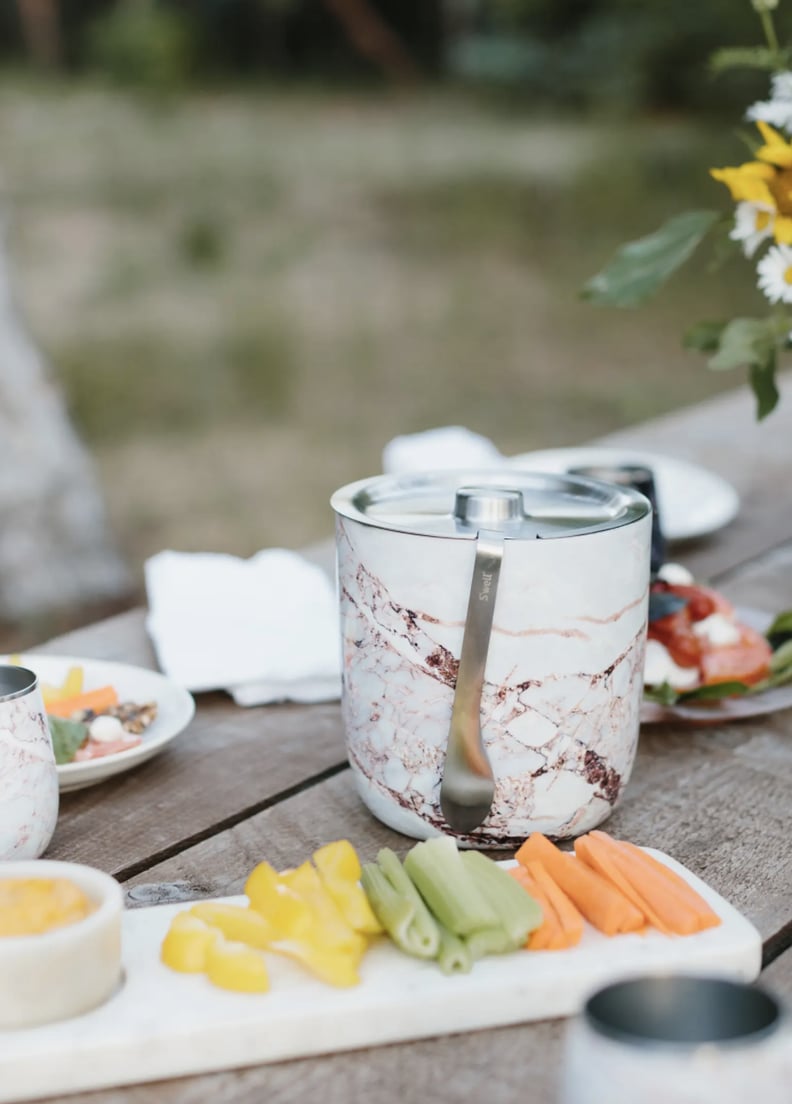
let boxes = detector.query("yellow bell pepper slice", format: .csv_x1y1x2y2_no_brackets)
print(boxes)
161,913,217,973
280,861,365,957
313,840,383,935
205,936,270,993
245,861,315,939
190,902,273,949
269,938,361,988
41,665,85,707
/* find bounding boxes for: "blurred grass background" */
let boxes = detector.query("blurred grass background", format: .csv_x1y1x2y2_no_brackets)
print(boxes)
0,0,780,642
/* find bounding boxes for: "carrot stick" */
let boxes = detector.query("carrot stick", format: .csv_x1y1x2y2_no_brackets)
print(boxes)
521,861,585,950
46,685,119,718
588,831,720,932
515,832,645,935
509,866,561,950
575,835,678,935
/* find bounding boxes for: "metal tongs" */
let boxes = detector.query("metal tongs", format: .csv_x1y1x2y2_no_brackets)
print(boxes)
439,488,523,834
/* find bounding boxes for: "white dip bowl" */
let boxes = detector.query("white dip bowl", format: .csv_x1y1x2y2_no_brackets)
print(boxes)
0,860,123,1029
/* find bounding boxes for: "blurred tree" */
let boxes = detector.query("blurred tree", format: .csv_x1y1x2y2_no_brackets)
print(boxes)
321,0,418,81
0,238,130,623
16,0,61,66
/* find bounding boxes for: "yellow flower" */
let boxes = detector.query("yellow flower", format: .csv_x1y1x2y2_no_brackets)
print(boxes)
711,123,792,244
710,162,775,205
755,120,792,167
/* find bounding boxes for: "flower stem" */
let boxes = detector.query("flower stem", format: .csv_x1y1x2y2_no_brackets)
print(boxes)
759,8,781,62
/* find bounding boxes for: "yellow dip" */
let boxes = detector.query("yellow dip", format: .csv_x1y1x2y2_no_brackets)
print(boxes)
0,878,96,936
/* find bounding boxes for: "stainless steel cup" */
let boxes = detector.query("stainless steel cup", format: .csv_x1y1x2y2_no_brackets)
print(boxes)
560,975,791,1104
0,664,59,859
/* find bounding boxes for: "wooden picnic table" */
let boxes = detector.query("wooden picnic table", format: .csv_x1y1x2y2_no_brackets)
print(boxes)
38,377,792,1104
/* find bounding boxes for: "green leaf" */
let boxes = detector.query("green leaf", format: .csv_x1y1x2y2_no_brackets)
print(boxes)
582,210,720,308
706,317,781,419
709,46,788,73
750,356,780,419
708,317,776,371
48,716,88,765
684,320,727,353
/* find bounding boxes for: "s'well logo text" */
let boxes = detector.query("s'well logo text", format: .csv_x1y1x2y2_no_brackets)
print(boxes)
479,571,493,601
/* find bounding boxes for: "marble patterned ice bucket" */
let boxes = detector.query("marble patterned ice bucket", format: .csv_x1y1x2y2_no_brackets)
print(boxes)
331,470,652,847
0,665,59,859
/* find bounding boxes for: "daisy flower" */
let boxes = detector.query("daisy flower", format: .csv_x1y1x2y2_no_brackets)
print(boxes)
746,71,792,132
757,243,792,303
711,123,792,244
730,201,776,256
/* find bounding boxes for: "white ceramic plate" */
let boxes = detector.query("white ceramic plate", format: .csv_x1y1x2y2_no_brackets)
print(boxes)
1,654,195,793
640,607,792,725
508,447,739,542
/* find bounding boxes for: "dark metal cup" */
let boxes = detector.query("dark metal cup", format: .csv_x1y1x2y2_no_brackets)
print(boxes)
568,463,666,575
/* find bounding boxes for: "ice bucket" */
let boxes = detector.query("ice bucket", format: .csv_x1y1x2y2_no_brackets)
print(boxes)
331,469,651,847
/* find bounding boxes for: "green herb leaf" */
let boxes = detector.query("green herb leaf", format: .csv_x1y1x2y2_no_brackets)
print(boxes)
766,609,792,649
684,320,727,353
582,210,720,308
769,638,792,674
48,716,88,765
677,680,752,702
643,682,680,706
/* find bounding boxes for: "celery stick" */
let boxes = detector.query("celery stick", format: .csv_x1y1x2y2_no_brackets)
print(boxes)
376,849,440,957
403,837,499,936
464,924,513,961
361,858,439,959
436,920,472,975
460,851,543,947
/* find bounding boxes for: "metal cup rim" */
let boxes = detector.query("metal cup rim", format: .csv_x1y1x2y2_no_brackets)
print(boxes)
0,665,39,703
583,975,784,1051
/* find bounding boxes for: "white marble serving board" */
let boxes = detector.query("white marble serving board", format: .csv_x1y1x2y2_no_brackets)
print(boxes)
0,852,762,1102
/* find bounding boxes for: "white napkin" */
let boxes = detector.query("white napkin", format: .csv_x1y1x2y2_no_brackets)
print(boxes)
382,426,503,473
144,549,342,706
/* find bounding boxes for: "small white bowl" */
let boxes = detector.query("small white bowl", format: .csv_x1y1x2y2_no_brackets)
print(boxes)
0,860,123,1029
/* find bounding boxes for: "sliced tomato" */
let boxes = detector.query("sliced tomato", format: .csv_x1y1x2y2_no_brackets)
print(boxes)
699,626,773,687
648,609,702,669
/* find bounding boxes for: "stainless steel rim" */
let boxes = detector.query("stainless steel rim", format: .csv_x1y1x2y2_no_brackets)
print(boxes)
0,665,39,703
583,975,783,1050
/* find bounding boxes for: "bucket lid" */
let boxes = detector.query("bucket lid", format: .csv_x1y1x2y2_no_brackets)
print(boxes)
331,469,650,540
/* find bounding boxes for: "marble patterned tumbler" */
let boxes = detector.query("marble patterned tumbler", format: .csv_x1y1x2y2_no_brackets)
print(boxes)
332,472,652,847
0,665,59,859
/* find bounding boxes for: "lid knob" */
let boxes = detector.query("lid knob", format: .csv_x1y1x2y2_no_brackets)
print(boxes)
454,487,523,529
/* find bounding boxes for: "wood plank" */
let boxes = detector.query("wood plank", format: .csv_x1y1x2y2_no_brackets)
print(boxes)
44,698,347,876
58,1019,566,1104
598,377,792,582
762,947,792,998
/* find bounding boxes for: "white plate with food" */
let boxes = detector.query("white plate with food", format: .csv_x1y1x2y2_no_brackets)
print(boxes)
640,589,792,724
1,655,195,793
508,447,739,542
